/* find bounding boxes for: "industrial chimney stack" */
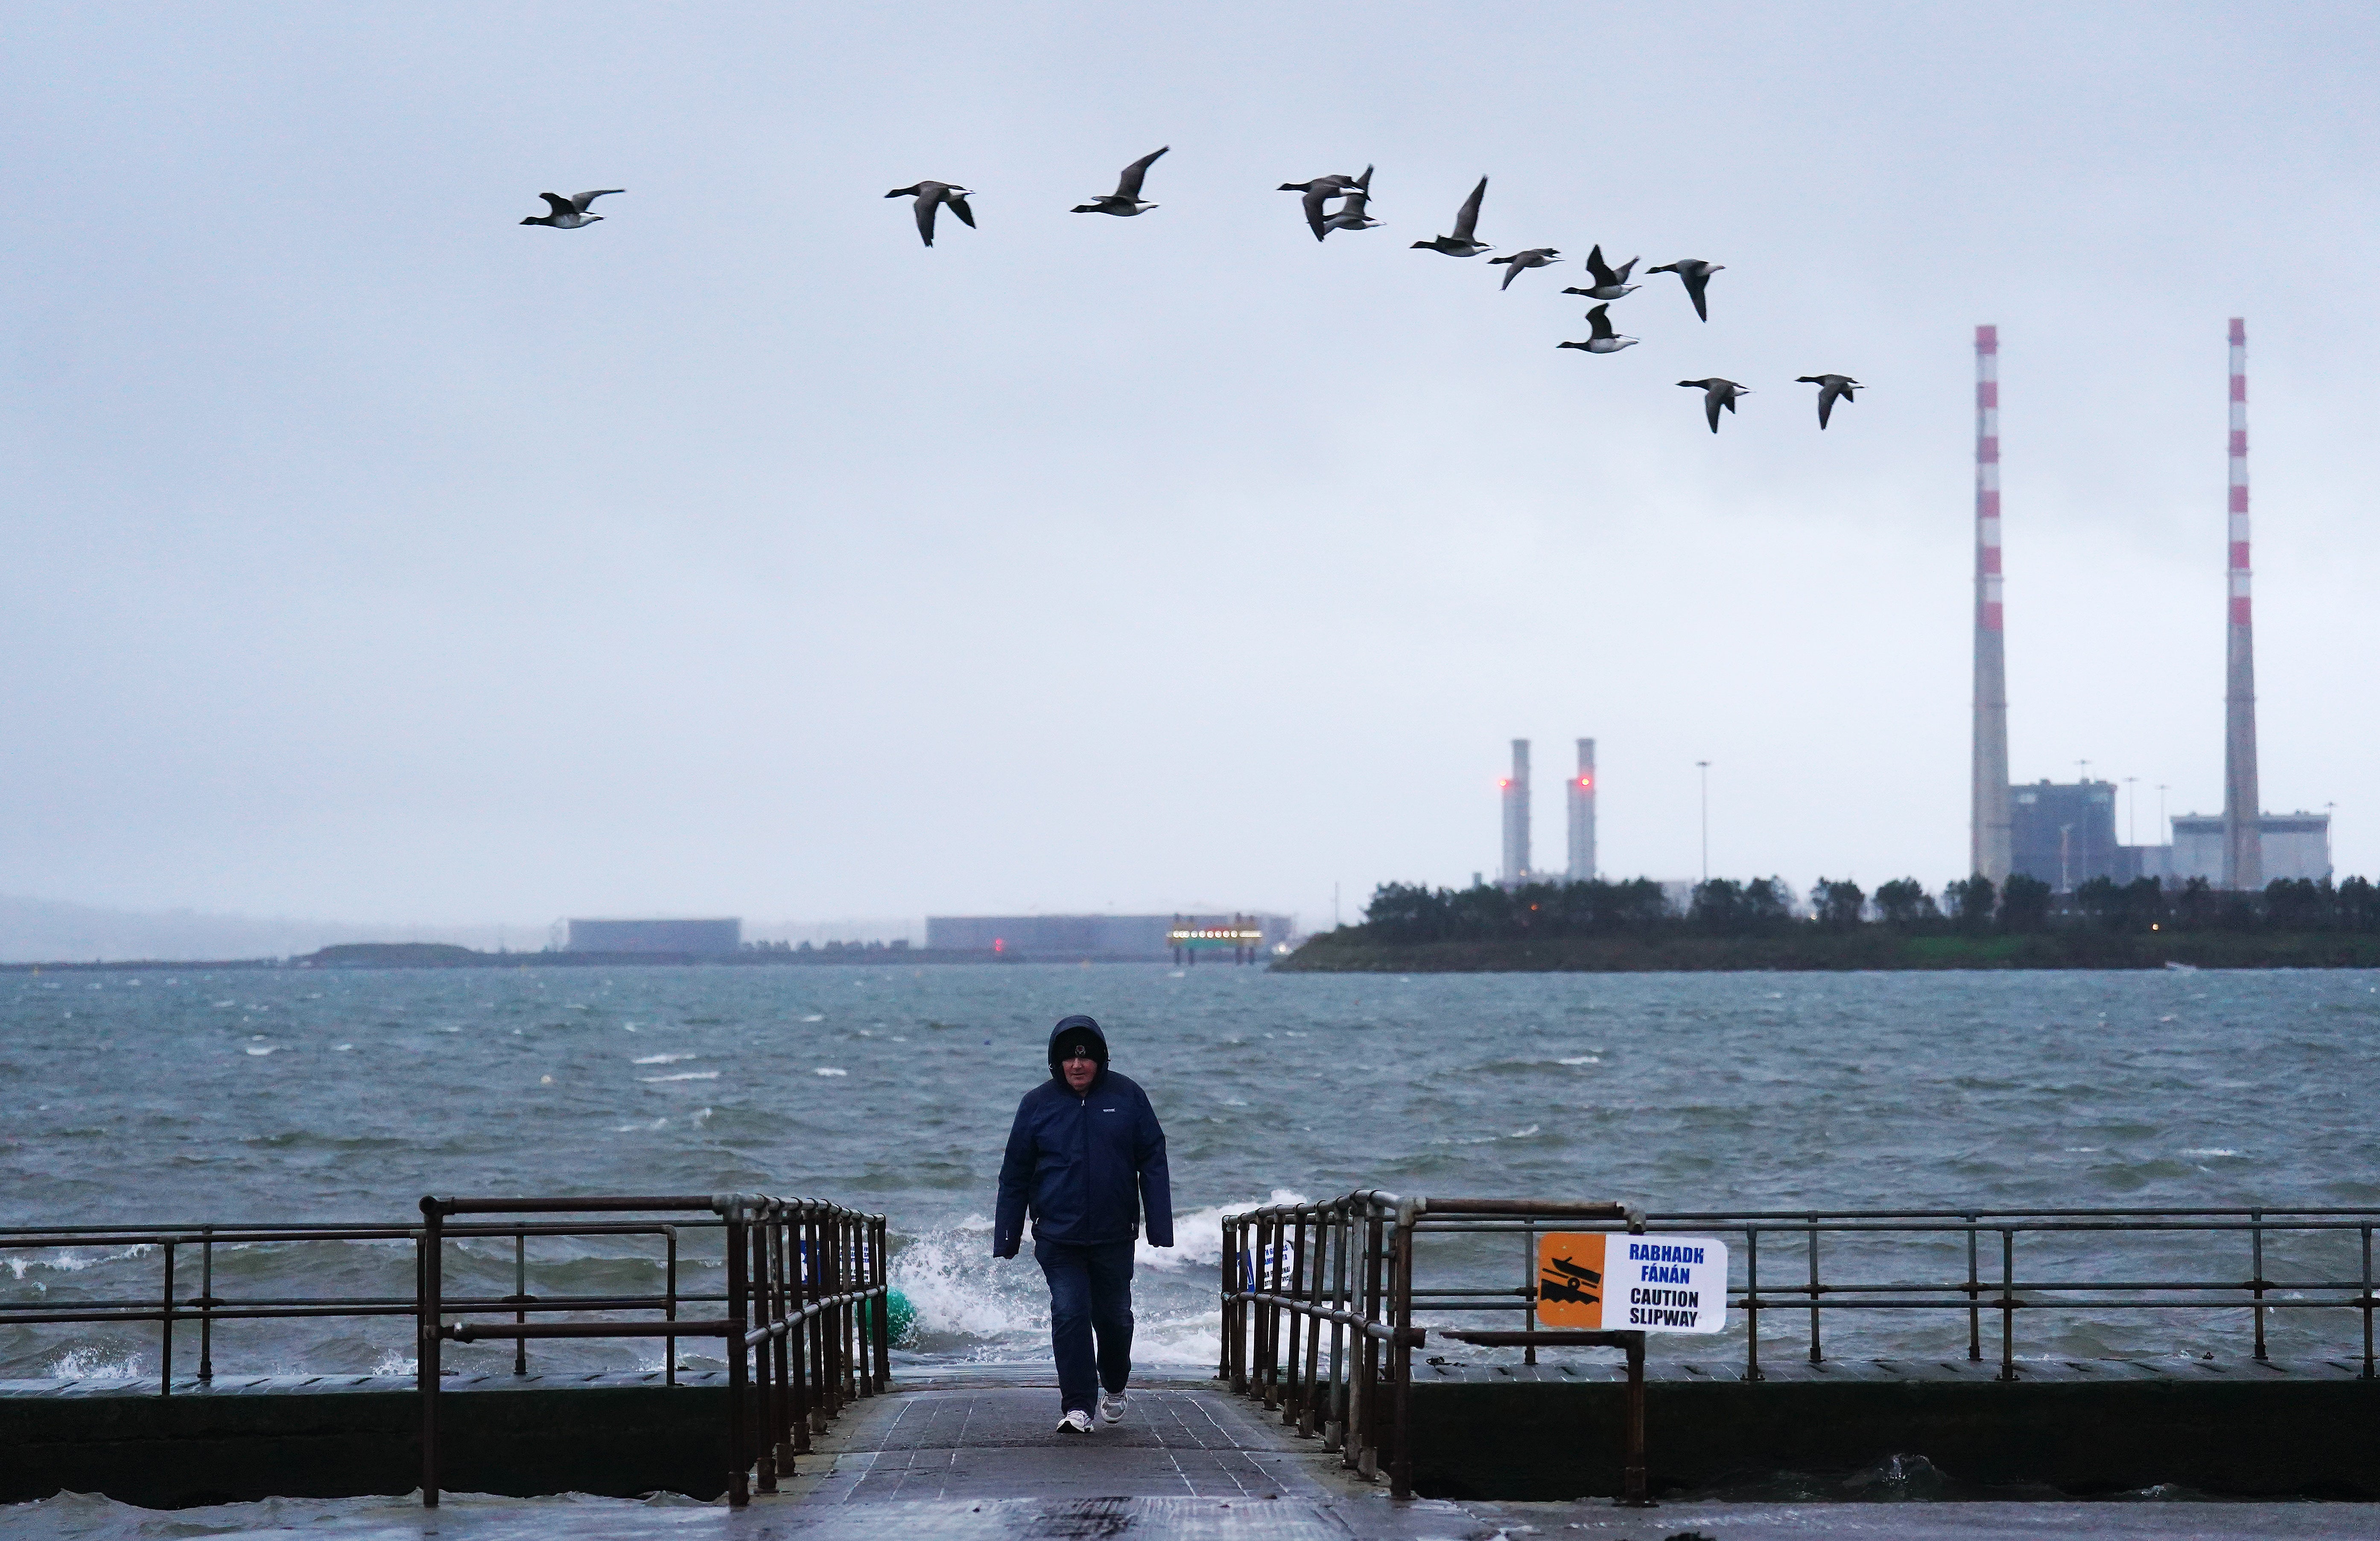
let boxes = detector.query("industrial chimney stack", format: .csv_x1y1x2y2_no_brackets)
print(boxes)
2222,318,2263,890
1567,738,1597,881
1971,326,2013,882
1501,739,1531,884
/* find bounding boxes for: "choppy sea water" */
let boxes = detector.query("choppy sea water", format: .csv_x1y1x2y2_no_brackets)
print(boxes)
3,963,2377,1386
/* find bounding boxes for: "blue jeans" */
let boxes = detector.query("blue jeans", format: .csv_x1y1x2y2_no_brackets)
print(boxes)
1034,1236,1136,1414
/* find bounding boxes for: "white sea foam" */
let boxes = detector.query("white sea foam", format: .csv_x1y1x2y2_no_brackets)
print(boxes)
1140,1189,1307,1271
631,1053,695,1065
815,1067,849,1077
892,1225,1044,1340
1557,1055,1601,1065
2180,1148,2242,1157
50,1347,145,1380
800,1014,826,1022
640,1071,720,1083
245,1046,275,1057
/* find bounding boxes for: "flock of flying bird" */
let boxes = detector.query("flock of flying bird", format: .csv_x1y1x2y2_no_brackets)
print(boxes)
520,154,1861,434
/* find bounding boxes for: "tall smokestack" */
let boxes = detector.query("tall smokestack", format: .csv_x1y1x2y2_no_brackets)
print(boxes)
1971,325,2013,882
1567,738,1597,881
2222,318,2263,890
1501,739,1531,884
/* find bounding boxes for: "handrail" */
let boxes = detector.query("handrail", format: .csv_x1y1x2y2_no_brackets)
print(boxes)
418,1193,890,1509
0,1193,888,1511
1219,1194,2380,1502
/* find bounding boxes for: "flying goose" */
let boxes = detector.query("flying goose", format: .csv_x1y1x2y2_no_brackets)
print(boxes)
1648,258,1724,321
1557,304,1638,354
1488,247,1561,290
1073,147,1168,216
1560,245,1639,301
1678,378,1750,432
1797,374,1862,429
1411,176,1490,256
887,181,977,247
1321,166,1380,236
1279,171,1365,242
520,190,623,229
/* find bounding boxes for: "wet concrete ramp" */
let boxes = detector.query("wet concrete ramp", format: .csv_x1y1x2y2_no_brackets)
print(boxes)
780,1383,1331,1506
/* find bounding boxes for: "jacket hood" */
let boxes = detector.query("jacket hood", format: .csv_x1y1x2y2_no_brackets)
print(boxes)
1047,1014,1110,1078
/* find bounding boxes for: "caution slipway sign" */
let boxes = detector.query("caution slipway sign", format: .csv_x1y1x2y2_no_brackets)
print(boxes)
1535,1232,1729,1334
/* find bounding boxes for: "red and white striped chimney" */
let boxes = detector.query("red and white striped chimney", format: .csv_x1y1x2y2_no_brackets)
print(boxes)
1970,325,2012,882
2221,318,2262,889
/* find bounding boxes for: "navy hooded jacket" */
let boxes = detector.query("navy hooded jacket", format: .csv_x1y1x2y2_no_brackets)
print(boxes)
993,1016,1172,1257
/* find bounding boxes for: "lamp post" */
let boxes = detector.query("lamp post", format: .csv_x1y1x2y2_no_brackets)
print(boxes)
1696,761,1711,884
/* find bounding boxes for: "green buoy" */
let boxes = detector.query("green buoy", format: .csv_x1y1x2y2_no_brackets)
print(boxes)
862,1288,917,1345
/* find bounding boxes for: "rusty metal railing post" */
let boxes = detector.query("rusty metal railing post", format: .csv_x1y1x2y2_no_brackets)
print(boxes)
1521,1220,1537,1366
724,1197,750,1508
1389,1200,1417,1500
1621,1330,1650,1507
1998,1227,2017,1382
2361,1226,2374,1380
754,1214,778,1495
159,1240,175,1396
2251,1207,2269,1362
1282,1208,1307,1427
1743,1226,1762,1381
1218,1214,1235,1385
780,1203,800,1465
511,1232,529,1376
1357,1205,1384,1480
664,1225,680,1387
870,1216,889,1392
791,1207,813,1453
1323,1200,1348,1451
418,1197,444,1508
1300,1206,1326,1437
1965,1214,1982,1361
806,1209,826,1434
1258,1212,1279,1410
1806,1219,1822,1363
198,1229,214,1383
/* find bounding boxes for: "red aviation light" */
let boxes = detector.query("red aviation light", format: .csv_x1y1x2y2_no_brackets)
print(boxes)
993,938,1004,953
1498,778,1512,788
1578,776,1593,790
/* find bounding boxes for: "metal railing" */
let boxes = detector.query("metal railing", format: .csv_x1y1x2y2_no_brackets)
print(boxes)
1221,1194,2380,1501
421,1194,888,1507
0,1190,889,1509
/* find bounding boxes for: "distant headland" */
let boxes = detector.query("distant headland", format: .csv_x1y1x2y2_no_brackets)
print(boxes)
1280,874,2380,972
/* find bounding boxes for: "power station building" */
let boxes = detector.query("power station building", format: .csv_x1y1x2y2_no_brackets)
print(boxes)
1973,320,2331,893
923,914,1294,960
565,918,742,954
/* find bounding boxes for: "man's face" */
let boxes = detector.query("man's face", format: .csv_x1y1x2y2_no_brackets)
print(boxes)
1060,1046,1098,1092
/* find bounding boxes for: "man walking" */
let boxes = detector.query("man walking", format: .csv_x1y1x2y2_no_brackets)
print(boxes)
995,1014,1172,1434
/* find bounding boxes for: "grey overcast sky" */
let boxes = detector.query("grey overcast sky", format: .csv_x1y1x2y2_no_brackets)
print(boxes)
3,3,2376,931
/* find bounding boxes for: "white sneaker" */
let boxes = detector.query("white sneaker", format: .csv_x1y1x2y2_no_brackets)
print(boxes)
1099,1390,1127,1424
1057,1409,1093,1435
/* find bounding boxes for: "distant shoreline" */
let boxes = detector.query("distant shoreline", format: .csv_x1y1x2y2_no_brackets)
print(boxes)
1277,931,2380,972
0,941,1171,973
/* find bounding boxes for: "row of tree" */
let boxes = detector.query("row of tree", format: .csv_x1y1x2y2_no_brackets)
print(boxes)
1352,873,2380,944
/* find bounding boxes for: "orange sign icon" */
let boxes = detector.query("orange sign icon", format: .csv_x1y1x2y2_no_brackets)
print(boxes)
1535,1232,1608,1329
